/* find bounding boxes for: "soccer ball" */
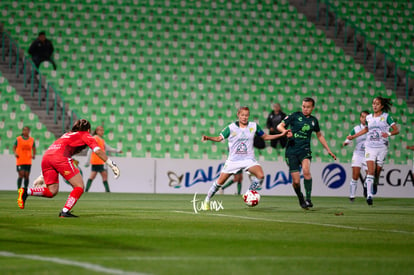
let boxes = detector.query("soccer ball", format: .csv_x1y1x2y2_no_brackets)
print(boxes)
243,190,261,207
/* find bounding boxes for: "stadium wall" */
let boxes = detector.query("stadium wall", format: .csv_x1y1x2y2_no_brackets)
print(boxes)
1,155,413,198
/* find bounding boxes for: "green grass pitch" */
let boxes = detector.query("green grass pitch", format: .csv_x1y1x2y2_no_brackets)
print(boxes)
1,191,413,275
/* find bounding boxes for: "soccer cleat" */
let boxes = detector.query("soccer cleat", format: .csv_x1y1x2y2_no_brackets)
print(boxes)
202,200,210,211
59,211,79,218
305,199,313,208
17,188,28,209
372,183,378,195
299,199,309,210
366,196,373,206
349,197,355,203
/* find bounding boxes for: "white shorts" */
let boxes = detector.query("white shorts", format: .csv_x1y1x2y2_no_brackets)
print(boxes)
221,159,261,174
365,146,388,167
351,152,367,169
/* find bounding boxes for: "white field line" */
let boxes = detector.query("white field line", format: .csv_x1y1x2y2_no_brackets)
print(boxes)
172,210,414,235
0,251,147,275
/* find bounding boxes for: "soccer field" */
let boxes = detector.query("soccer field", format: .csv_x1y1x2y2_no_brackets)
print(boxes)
1,191,413,275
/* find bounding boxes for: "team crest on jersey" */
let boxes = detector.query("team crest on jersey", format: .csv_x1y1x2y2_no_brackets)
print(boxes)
231,132,237,137
249,127,254,133
236,143,248,154
301,124,310,131
380,117,385,121
64,171,71,176
298,117,303,122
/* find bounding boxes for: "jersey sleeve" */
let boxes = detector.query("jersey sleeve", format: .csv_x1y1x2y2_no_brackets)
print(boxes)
81,132,100,150
282,113,293,127
387,115,396,126
313,117,321,132
255,124,265,137
220,126,231,139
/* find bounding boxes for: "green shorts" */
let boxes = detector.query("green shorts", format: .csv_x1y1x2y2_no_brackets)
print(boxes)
17,165,31,172
91,164,106,172
285,149,312,173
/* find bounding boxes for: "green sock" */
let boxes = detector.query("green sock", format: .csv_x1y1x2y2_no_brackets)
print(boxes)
304,179,312,201
293,184,305,201
103,181,110,192
23,178,29,189
86,179,92,192
17,178,23,189
237,182,242,195
221,180,234,190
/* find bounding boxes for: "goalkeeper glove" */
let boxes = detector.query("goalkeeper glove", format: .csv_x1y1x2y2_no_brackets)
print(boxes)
106,158,120,179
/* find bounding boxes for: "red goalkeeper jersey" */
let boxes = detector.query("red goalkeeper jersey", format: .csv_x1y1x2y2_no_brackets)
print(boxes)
45,131,100,158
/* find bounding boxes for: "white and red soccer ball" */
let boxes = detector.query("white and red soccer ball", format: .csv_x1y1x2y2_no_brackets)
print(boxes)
243,190,261,207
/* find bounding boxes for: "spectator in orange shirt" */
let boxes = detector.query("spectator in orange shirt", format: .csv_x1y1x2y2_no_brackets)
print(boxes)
13,126,36,189
85,126,122,192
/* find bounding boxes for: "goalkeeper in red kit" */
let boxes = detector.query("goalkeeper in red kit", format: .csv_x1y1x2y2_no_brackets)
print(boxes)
17,119,120,218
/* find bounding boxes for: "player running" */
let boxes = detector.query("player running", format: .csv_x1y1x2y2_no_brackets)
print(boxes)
17,119,120,217
342,111,369,202
201,106,288,210
277,97,337,209
347,97,399,205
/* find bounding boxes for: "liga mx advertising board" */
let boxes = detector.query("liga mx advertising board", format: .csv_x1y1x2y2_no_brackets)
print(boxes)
155,159,414,198
1,155,413,197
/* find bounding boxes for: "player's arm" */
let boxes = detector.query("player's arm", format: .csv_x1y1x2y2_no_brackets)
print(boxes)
277,121,292,138
259,122,288,140
93,147,120,179
381,123,399,138
201,135,224,142
105,143,123,154
32,143,36,159
83,134,120,178
13,141,18,158
316,131,337,160
342,129,356,147
261,130,288,140
347,127,368,140
84,148,92,167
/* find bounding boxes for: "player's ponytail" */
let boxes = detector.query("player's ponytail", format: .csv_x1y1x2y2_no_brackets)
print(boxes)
375,97,392,113
71,119,91,132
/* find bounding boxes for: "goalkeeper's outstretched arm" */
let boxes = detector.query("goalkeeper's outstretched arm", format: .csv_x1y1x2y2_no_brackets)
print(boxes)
93,148,120,179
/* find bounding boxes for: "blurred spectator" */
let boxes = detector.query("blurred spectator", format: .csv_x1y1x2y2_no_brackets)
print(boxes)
28,31,57,70
267,103,287,148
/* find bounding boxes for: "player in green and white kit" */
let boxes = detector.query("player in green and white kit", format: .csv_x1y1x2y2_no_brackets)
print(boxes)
201,106,288,210
342,111,369,202
347,97,399,205
277,97,337,209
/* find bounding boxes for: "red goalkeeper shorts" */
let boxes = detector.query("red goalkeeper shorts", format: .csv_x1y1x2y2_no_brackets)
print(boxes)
41,154,80,185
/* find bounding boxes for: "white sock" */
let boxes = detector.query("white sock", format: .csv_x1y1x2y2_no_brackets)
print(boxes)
350,179,357,198
206,181,220,201
248,178,264,191
365,175,374,198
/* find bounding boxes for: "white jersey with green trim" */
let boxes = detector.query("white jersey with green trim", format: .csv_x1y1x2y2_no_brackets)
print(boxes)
220,121,263,162
349,124,367,156
365,112,395,148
